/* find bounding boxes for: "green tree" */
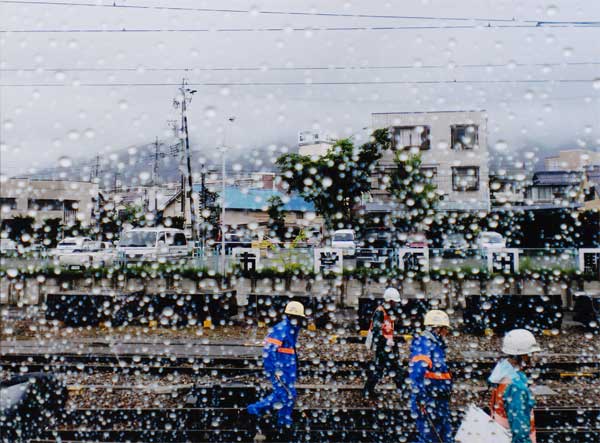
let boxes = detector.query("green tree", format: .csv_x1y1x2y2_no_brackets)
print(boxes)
276,129,388,229
7,215,35,245
387,152,440,232
37,217,62,247
266,195,286,240
64,218,89,238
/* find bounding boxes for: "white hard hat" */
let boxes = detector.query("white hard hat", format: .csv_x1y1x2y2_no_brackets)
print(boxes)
502,329,541,355
284,301,306,318
383,287,401,302
424,310,450,328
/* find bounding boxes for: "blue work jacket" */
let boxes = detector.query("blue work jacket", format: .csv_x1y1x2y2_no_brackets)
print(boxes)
409,330,453,403
262,316,300,379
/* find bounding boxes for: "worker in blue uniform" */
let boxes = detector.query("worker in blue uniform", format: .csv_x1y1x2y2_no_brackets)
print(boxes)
247,300,306,436
409,309,454,443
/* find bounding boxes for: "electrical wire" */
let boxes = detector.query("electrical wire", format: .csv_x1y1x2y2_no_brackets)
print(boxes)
2,61,600,72
3,23,600,33
0,79,596,87
0,0,535,22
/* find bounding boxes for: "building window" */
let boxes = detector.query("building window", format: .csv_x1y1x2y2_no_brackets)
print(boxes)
421,167,437,184
28,199,63,211
452,167,479,191
0,198,17,210
451,125,478,150
393,126,430,150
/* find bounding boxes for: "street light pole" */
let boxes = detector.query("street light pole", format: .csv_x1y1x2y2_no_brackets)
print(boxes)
220,117,235,270
220,146,227,266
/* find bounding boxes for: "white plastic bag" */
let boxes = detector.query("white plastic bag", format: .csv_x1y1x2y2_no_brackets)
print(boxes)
455,404,511,443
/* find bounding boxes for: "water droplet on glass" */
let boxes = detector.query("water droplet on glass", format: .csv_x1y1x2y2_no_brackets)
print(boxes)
204,106,216,118
593,78,600,90
494,140,508,152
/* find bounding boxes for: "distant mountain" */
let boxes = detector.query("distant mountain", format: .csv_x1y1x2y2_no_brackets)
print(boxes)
20,139,289,189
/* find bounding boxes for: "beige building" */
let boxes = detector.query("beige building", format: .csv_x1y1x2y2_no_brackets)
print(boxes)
370,110,490,211
297,130,334,157
0,178,99,225
544,149,600,171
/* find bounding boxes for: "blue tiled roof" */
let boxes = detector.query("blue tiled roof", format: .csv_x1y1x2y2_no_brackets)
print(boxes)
191,185,315,212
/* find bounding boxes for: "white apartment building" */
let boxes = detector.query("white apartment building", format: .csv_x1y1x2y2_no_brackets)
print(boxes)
370,110,490,212
297,130,334,157
0,178,99,225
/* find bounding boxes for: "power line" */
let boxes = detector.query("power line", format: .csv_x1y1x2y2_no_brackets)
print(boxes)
5,1,600,27
0,0,531,22
3,61,600,73
1,79,596,87
3,23,600,33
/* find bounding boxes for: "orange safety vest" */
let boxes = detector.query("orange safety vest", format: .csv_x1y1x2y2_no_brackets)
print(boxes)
369,306,394,340
490,378,536,443
265,337,295,355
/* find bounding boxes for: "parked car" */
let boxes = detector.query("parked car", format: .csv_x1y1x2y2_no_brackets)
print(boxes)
58,241,115,269
356,228,392,267
0,238,18,256
331,229,356,257
406,232,429,248
220,233,252,253
476,231,506,250
442,233,470,257
117,228,189,262
51,237,93,255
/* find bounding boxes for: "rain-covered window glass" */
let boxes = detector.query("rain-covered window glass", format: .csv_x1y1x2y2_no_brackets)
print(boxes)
451,125,479,150
393,126,431,150
452,166,480,191
1,2,599,443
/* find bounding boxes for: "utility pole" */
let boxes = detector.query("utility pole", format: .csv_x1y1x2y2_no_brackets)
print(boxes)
174,79,198,243
152,137,163,221
199,163,207,251
91,155,102,239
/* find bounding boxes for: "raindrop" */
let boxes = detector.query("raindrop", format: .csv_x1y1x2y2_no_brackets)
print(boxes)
494,140,508,152
546,5,558,16
7,269,18,278
119,100,129,110
204,106,216,118
593,78,600,90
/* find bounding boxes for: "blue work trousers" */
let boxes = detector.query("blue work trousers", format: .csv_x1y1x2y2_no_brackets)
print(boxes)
413,399,453,443
247,371,297,426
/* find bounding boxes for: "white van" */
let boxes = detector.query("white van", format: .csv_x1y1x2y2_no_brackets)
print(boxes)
331,229,356,257
117,228,189,262
51,236,93,256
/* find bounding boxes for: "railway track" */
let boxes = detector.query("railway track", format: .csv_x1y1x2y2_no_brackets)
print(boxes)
2,352,598,380
17,407,600,443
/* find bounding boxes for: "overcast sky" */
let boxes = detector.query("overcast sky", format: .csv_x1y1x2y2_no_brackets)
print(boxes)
1,0,599,177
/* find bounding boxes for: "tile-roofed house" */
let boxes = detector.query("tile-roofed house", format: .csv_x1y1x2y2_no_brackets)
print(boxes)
525,170,584,205
162,185,318,229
